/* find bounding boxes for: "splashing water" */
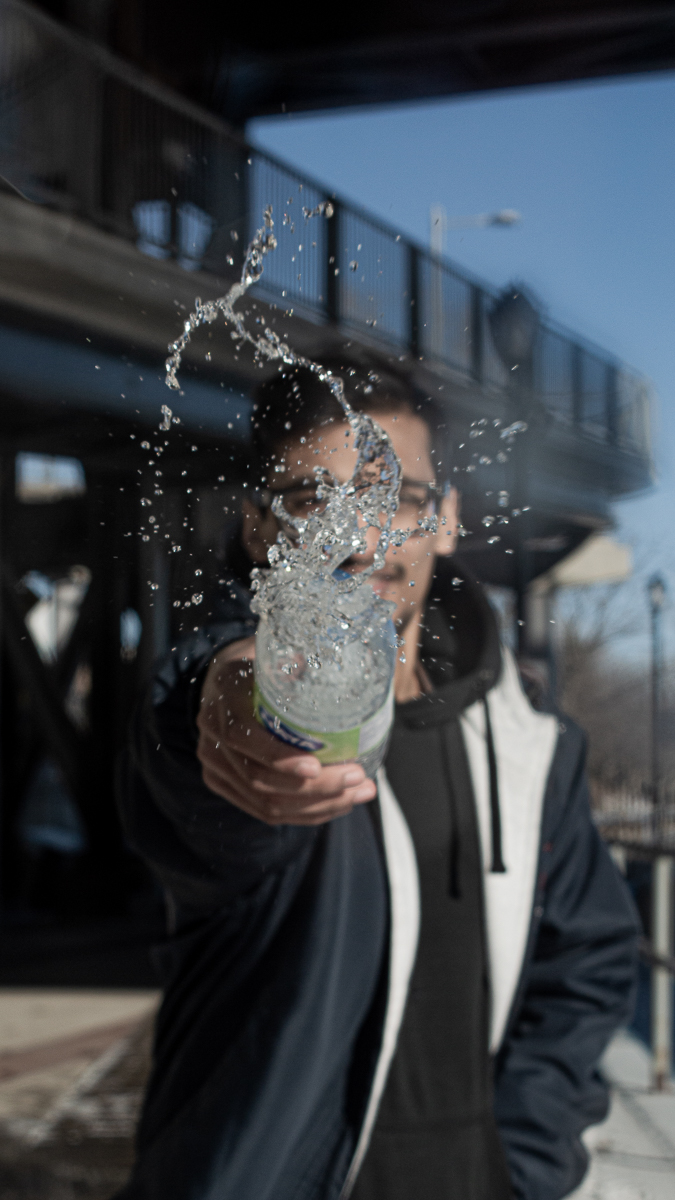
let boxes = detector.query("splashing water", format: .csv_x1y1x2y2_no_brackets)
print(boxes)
165,205,427,663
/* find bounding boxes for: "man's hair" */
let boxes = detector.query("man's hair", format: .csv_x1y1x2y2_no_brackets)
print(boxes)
251,349,450,486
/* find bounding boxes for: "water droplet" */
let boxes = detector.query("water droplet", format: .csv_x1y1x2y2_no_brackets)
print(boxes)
500,421,528,440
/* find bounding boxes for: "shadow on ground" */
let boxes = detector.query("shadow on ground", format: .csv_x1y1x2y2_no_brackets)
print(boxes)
0,1015,153,1199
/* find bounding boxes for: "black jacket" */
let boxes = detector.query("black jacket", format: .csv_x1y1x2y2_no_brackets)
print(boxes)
116,561,639,1200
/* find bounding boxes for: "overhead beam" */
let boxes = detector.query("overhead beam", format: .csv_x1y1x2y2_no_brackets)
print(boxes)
208,3,675,117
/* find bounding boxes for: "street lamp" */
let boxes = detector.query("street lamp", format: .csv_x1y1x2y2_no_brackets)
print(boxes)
427,209,523,365
488,286,541,656
648,573,667,828
647,574,672,1090
429,204,521,256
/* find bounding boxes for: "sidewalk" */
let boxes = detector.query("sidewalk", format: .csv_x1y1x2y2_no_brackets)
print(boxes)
0,991,670,1200
0,988,158,1199
569,1030,675,1200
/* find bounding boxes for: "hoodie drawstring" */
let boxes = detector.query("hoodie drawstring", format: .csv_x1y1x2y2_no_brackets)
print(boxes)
483,697,506,873
439,725,462,899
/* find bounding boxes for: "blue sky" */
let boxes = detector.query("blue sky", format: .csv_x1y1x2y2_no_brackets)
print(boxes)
250,73,675,661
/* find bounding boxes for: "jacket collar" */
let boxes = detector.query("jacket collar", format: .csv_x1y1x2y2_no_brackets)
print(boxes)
397,557,502,728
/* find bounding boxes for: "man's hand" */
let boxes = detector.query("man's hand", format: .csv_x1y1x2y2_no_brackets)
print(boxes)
196,638,377,826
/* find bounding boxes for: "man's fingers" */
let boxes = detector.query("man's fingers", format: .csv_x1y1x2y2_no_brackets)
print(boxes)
249,764,369,798
235,752,366,798
200,716,364,786
200,761,370,826
198,706,323,779
198,725,323,784
200,746,376,812
196,639,377,826
202,741,376,808
199,732,368,800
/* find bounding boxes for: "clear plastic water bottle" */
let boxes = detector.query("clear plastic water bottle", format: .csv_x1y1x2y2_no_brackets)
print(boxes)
254,576,397,779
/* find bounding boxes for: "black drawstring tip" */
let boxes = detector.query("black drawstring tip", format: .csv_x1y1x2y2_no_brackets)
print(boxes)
484,698,507,875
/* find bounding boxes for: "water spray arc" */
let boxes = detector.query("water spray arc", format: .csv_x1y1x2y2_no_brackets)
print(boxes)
164,205,429,773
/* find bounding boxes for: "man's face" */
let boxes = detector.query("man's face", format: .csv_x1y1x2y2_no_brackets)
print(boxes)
242,409,459,632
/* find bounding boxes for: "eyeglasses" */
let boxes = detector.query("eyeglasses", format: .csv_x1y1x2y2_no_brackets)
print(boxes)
251,477,443,524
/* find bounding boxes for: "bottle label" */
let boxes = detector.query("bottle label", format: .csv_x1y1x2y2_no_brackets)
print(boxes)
254,683,394,765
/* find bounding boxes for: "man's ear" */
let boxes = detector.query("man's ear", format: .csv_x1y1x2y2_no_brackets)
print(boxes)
434,487,460,558
241,498,278,564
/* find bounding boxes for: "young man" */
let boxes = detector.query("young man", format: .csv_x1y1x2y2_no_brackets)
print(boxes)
117,356,638,1200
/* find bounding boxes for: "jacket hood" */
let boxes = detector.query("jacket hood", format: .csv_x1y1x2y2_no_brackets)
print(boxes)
398,557,502,729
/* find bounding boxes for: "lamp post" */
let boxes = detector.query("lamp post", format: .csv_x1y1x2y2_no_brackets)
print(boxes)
428,208,522,363
429,205,521,255
649,575,666,829
488,286,541,656
647,573,672,1090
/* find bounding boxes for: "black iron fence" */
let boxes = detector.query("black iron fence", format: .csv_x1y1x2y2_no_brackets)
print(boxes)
639,937,675,975
594,790,675,856
0,0,652,464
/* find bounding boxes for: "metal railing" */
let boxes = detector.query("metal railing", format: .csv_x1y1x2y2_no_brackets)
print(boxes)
639,937,675,976
594,791,675,855
0,0,652,466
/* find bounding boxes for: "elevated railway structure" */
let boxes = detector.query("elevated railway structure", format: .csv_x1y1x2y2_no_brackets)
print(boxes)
0,0,654,930
28,0,675,124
